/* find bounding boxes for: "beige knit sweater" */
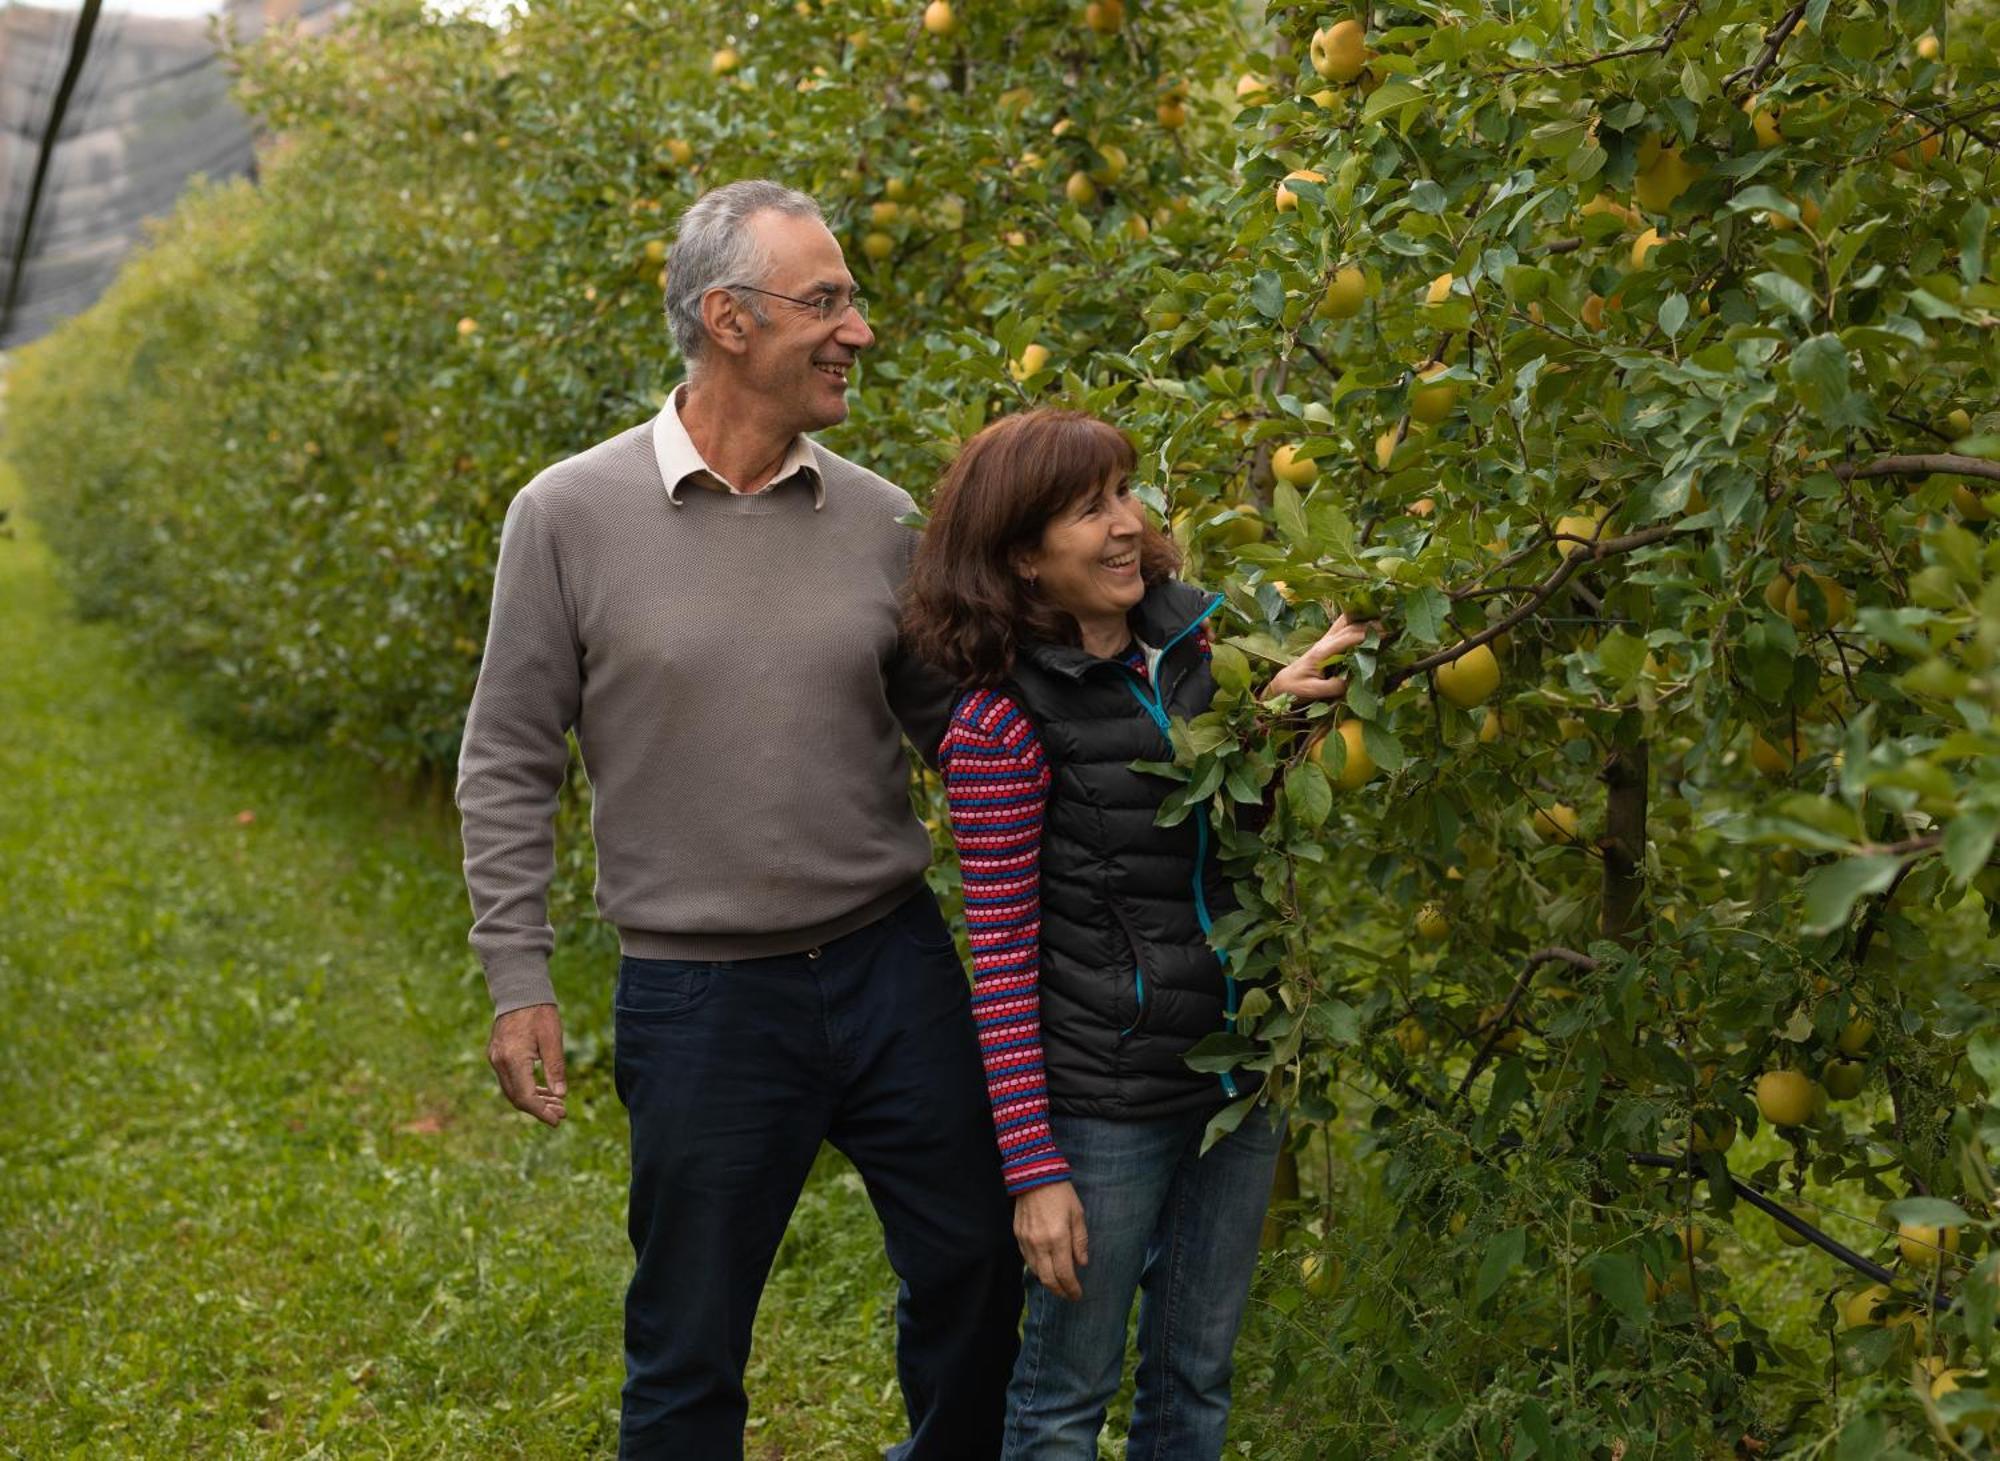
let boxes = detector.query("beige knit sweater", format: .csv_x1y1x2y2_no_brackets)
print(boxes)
455,418,951,1015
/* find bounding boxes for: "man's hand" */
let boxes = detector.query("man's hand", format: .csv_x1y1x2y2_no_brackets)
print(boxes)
487,1003,567,1126
1015,1181,1089,1302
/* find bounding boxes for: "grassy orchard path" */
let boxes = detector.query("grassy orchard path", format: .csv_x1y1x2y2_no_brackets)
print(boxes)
0,479,903,1458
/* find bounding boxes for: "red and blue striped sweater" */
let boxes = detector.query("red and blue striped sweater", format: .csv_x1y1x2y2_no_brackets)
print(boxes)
937,632,1208,1195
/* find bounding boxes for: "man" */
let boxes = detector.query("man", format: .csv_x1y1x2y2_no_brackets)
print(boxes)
456,179,1022,1459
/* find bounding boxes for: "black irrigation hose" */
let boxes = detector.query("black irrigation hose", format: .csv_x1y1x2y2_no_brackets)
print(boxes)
1627,1151,1921,1299
1375,1081,1951,1307
1,0,104,342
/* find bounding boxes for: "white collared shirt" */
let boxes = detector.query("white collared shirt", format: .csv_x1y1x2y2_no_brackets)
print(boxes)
650,382,825,509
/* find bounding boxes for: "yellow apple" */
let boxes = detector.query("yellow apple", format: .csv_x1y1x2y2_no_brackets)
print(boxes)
861,231,895,263
1749,729,1804,778
921,0,956,36
456,316,479,336
1743,97,1782,147
1008,343,1051,381
1783,571,1849,628
1312,719,1377,791
1835,1015,1874,1055
1917,32,1940,60
1088,145,1128,186
1270,443,1318,487
1300,1252,1342,1298
1425,272,1454,306
1434,643,1501,709
1409,364,1459,424
1310,19,1369,82
1822,1058,1868,1099
1555,508,1608,549
1083,0,1123,32
1532,803,1581,844
1414,903,1450,941
1631,227,1668,268
1898,1221,1960,1269
1318,265,1367,319
1275,169,1325,212
1754,1070,1815,1127
1841,1284,1890,1328
711,46,742,75
1064,171,1098,207
1156,97,1188,129
1634,144,1700,212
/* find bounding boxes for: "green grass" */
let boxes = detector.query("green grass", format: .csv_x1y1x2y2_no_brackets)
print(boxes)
0,472,903,1458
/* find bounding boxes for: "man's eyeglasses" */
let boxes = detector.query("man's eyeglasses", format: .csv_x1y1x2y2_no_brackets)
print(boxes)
730,284,869,323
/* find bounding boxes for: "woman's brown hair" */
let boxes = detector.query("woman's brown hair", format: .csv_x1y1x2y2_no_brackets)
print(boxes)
902,407,1182,687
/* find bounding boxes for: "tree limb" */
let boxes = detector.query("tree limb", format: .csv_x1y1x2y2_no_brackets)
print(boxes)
1834,454,2000,485
1725,0,1806,95
1386,525,1679,691
1457,947,1602,1099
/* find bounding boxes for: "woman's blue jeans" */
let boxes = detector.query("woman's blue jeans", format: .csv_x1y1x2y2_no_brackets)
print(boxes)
1002,1103,1283,1460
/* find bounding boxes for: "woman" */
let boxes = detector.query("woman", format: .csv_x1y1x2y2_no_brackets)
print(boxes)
902,408,1364,1458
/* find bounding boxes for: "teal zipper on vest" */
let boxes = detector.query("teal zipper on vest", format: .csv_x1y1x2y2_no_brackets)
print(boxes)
1120,965,1146,1037
1116,594,1238,1098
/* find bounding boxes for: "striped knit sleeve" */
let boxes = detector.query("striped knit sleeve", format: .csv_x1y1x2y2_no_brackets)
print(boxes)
938,688,1070,1196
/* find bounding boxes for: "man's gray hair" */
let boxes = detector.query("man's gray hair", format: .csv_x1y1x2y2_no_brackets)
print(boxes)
665,180,825,366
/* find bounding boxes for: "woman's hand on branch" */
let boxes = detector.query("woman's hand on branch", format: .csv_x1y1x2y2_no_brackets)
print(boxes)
1265,612,1378,704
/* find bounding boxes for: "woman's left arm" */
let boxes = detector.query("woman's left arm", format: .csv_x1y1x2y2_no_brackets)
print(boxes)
1263,612,1377,703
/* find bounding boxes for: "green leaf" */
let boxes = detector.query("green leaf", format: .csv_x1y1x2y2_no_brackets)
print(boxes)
1361,718,1405,773
1589,1251,1649,1325
1962,201,1991,288
1285,762,1332,830
1885,1196,1972,1228
1967,1031,2000,1095
1401,587,1449,645
1200,1094,1259,1155
1799,853,1903,933
1789,333,1853,423
1752,271,1817,325
1249,271,1285,320
1183,1032,1259,1073
1209,641,1253,695
1273,480,1308,546
1944,811,1998,885
1834,1325,1898,1378
1474,1227,1527,1305
1658,293,1688,337
1360,80,1424,127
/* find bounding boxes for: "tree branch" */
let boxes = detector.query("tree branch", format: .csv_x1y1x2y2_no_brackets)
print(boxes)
1386,525,1680,691
1487,0,1703,76
1725,1,1806,95
1457,947,1602,1099
1834,454,2000,485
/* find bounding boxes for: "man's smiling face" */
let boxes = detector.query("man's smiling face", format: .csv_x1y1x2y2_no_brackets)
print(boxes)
737,210,876,434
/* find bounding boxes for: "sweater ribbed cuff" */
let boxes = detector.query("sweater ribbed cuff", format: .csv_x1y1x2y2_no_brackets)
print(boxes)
483,955,558,1019
1002,1144,1072,1196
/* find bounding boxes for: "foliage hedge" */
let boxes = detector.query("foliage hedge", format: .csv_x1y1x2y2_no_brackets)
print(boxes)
10,0,2000,1452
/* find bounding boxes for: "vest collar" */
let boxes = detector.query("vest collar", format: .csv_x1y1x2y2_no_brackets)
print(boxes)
1021,579,1221,681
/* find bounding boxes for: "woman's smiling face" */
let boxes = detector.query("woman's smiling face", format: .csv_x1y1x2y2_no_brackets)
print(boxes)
1015,474,1146,643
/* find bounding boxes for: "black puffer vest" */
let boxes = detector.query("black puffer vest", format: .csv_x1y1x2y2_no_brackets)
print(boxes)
1006,578,1255,1120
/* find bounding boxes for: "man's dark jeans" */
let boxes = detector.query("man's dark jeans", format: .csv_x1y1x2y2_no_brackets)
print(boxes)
612,889,1023,1459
